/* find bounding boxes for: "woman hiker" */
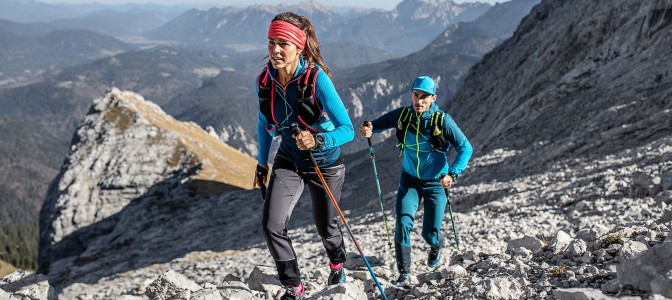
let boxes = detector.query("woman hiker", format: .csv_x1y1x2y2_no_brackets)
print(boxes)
252,11,354,300
359,76,473,287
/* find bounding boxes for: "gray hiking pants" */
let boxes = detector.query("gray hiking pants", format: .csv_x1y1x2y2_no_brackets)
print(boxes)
262,155,347,286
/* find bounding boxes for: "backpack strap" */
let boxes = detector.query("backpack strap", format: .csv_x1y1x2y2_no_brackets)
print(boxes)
295,64,323,132
395,107,413,152
257,68,278,127
258,64,325,134
429,112,447,152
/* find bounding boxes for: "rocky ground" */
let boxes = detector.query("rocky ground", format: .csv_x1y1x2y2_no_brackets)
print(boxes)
3,135,670,299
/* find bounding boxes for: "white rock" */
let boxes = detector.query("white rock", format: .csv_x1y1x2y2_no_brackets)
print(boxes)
475,276,524,300
618,242,672,297
0,271,57,300
507,236,546,254
145,270,201,300
551,230,573,254
568,239,588,257
553,288,615,300
440,265,468,280
619,240,648,260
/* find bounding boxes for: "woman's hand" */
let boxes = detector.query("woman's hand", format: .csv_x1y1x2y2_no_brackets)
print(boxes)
293,130,316,150
254,164,269,188
359,122,373,138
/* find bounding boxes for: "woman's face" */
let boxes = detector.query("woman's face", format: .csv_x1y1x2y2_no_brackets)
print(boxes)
411,90,436,113
268,37,301,72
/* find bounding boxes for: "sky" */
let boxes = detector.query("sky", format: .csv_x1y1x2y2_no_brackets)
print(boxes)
37,0,506,10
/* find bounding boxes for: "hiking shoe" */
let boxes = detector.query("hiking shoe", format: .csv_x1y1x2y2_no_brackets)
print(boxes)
392,273,411,288
327,262,346,285
427,246,442,268
280,283,305,300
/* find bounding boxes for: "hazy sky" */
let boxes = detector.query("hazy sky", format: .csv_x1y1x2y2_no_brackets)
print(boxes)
37,0,507,10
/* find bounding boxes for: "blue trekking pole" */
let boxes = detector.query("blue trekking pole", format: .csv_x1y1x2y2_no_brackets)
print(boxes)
441,174,461,252
363,121,392,249
292,123,388,300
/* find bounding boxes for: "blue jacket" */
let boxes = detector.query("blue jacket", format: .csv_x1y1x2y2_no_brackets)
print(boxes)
371,103,472,180
256,58,354,168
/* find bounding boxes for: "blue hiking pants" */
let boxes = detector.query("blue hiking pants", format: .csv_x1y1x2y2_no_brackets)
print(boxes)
395,171,447,273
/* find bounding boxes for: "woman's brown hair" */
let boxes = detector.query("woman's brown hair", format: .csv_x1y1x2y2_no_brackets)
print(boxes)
272,11,331,76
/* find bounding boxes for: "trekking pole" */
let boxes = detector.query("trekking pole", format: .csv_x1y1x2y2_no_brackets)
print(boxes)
441,174,461,252
259,181,267,200
363,121,392,249
292,123,388,300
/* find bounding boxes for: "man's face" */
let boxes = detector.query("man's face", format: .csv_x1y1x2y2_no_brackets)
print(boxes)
411,90,436,113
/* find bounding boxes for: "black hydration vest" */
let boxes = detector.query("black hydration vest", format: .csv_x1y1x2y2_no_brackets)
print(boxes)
395,107,448,152
257,64,323,132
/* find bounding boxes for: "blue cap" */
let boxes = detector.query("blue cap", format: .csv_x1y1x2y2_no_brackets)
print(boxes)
411,76,436,95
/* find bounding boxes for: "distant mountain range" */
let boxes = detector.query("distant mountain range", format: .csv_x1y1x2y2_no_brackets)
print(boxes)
146,0,491,56
323,0,490,55
0,0,194,23
45,8,170,37
0,21,133,87
146,1,343,50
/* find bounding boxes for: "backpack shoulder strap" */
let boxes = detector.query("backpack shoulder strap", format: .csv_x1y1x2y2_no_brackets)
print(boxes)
257,68,277,125
429,111,447,152
295,64,324,131
395,107,413,150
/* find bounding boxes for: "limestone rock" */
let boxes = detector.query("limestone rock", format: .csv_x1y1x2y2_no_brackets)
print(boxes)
145,270,202,300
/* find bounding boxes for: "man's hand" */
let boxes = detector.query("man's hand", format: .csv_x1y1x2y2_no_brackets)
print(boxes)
293,130,316,150
359,121,373,138
440,173,454,189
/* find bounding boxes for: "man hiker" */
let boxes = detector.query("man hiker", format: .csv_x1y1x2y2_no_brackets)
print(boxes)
358,76,473,287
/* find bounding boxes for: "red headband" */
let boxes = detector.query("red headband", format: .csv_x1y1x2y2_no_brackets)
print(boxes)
268,20,306,50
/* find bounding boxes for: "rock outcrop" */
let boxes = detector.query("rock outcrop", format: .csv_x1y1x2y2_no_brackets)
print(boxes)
37,88,257,284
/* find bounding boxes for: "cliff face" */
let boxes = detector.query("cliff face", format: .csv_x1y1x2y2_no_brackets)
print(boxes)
38,88,257,282
448,0,672,181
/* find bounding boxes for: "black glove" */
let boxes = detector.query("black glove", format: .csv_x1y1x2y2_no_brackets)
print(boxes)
256,165,269,199
256,164,268,187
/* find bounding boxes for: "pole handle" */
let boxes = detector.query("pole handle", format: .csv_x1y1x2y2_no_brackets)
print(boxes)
291,123,319,166
440,173,452,202
291,122,302,135
362,121,373,148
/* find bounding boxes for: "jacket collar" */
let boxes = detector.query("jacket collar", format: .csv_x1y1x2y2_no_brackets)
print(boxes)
415,102,440,119
267,58,308,83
